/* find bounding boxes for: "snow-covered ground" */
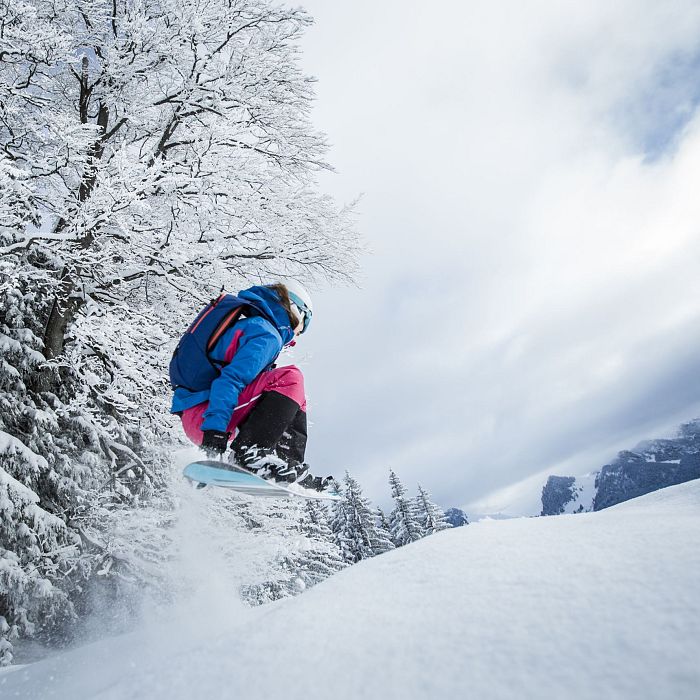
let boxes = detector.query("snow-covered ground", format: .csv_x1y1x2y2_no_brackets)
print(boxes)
2,480,699,700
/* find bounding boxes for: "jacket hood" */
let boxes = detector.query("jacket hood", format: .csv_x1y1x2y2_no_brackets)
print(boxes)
238,285,295,346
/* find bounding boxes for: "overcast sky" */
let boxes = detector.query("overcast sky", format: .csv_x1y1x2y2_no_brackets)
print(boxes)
285,0,700,513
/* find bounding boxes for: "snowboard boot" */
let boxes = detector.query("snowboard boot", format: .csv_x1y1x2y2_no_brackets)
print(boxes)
268,460,298,484
229,443,274,479
229,443,300,484
238,457,328,489
296,469,335,493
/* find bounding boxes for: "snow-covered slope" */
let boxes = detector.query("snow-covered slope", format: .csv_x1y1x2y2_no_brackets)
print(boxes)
3,481,699,700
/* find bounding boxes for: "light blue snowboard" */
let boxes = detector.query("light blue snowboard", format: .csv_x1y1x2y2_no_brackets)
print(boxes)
183,460,342,501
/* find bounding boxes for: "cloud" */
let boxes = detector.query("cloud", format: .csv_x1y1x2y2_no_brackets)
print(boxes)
296,0,700,509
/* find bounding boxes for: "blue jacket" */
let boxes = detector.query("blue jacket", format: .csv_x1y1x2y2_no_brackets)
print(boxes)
170,286,295,432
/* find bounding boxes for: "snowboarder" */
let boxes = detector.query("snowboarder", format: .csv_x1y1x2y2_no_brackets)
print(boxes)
170,282,332,491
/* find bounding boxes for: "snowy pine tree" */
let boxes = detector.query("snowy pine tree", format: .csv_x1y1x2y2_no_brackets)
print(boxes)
225,496,307,606
292,500,346,590
376,507,391,533
331,473,394,563
388,470,424,547
239,498,345,605
0,266,107,662
0,0,358,661
414,483,452,536
0,453,76,665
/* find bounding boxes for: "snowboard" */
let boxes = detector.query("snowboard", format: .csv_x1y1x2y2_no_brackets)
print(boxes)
183,460,342,501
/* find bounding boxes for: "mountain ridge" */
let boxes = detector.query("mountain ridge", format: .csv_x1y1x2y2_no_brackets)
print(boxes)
541,419,700,515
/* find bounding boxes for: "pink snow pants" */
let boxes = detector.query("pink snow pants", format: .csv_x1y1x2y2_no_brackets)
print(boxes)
180,365,306,446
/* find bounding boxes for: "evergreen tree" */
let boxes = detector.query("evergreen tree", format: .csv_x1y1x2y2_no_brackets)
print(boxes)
331,472,394,563
388,470,424,547
292,500,346,589
238,498,345,606
0,453,75,665
376,507,391,533
414,483,452,536
237,497,306,606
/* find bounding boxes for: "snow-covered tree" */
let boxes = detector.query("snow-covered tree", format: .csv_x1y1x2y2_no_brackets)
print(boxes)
331,472,394,563
239,498,345,605
292,500,346,590
0,453,76,665
216,495,305,606
388,470,423,547
376,506,391,533
2,0,358,359
0,0,358,661
414,483,452,536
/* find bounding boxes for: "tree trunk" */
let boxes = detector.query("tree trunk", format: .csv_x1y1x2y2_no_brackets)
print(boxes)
43,273,78,360
43,61,108,359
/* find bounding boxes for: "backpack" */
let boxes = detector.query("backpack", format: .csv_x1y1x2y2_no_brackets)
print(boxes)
169,293,247,392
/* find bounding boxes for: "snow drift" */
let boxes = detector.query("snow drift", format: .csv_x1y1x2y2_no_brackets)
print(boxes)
3,480,699,700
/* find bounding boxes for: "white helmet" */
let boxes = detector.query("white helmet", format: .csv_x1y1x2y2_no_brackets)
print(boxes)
282,279,313,333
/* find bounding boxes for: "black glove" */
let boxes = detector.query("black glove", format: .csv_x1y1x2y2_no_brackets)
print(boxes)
201,430,230,456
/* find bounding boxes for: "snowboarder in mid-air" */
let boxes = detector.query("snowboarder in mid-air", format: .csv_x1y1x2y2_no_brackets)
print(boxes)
170,281,333,492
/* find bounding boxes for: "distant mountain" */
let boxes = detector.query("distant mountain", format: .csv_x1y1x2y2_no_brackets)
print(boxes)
444,508,469,527
541,473,598,515
541,419,700,515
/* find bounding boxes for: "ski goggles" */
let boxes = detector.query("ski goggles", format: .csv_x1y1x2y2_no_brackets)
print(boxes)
288,292,312,333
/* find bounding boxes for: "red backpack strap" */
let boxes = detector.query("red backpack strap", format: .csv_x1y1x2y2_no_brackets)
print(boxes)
206,306,244,352
187,293,226,334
